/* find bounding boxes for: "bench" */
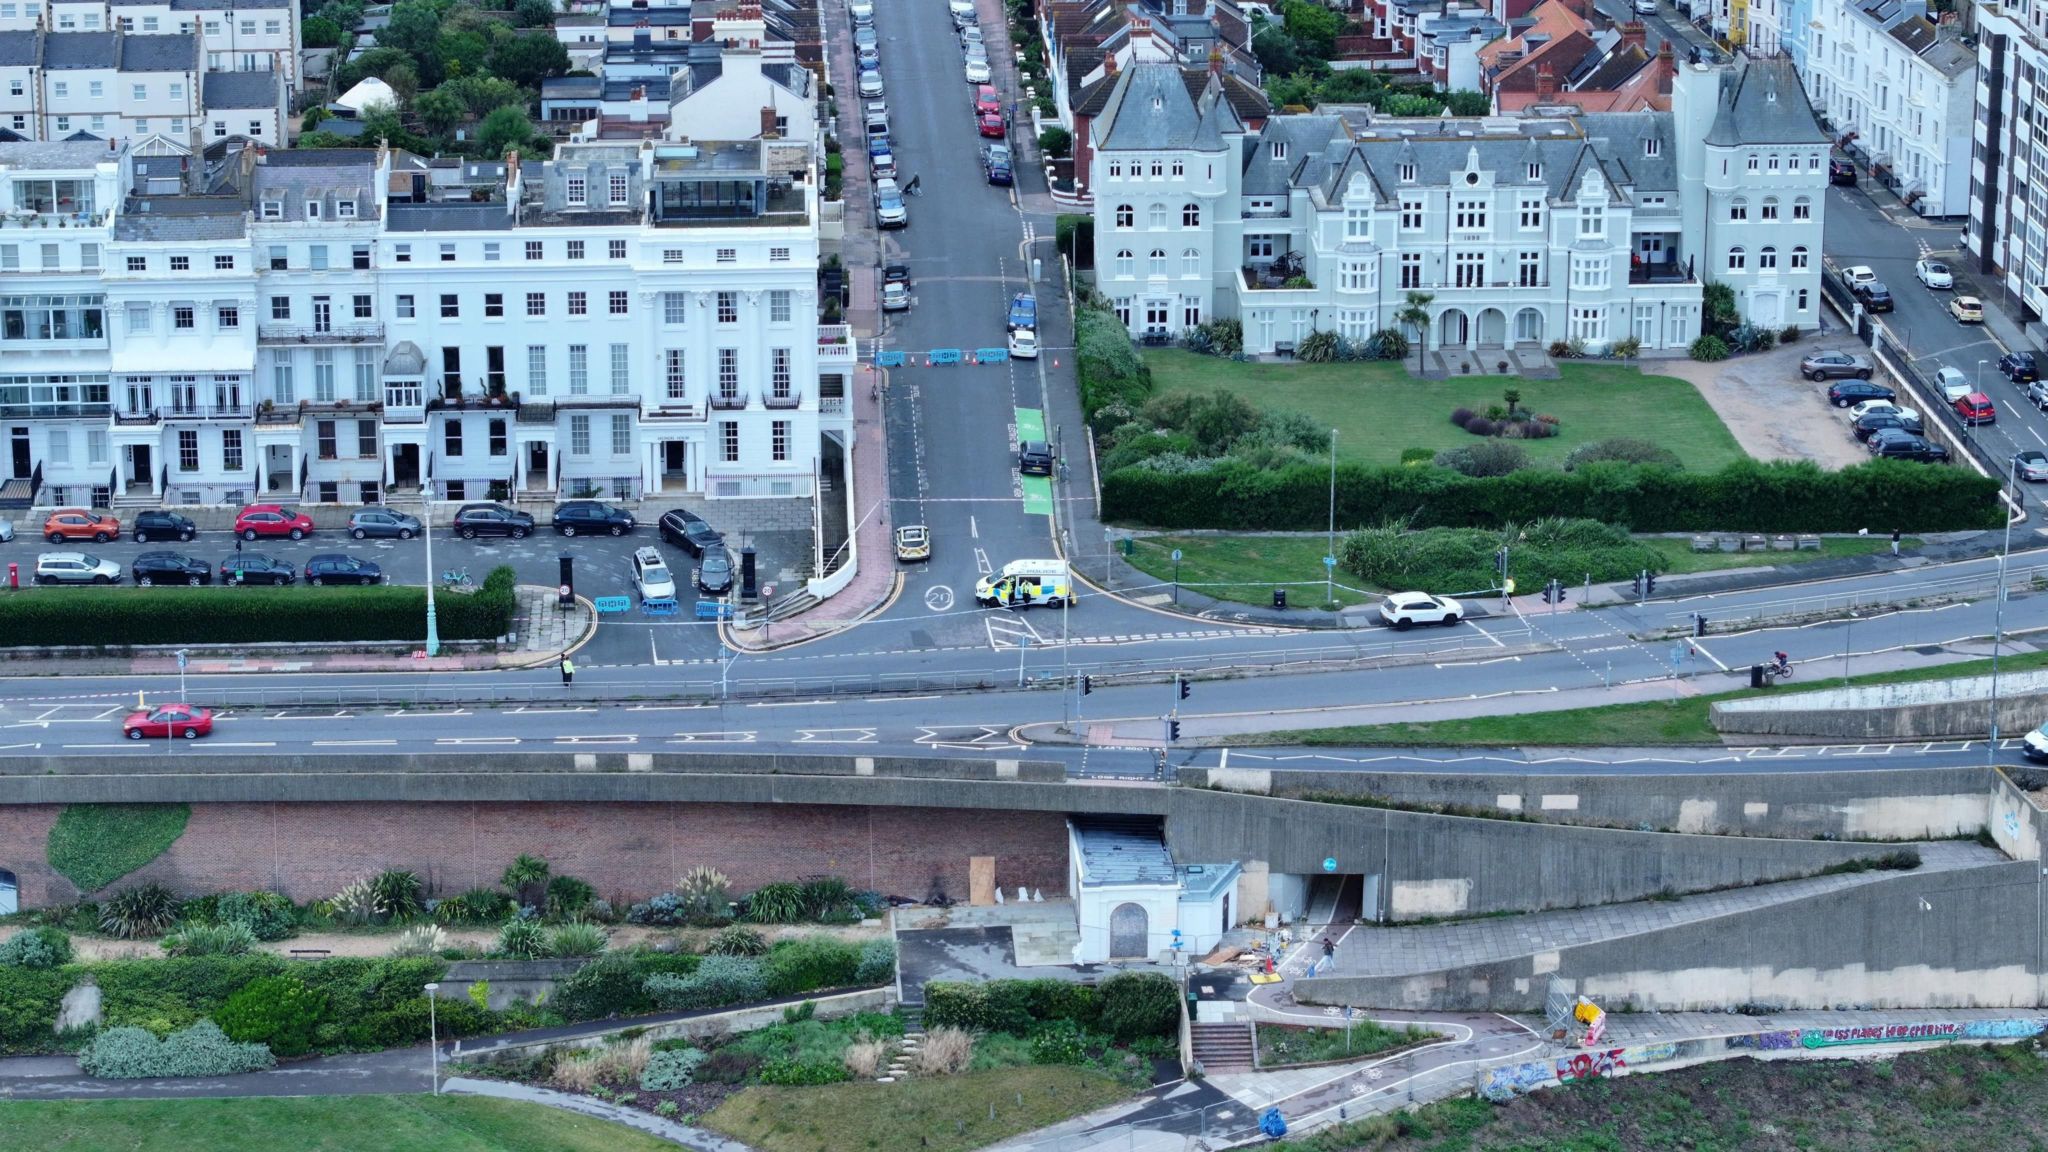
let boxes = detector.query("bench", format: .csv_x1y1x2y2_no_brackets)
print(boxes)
1273,341,1296,359
288,948,332,959
1140,333,1172,348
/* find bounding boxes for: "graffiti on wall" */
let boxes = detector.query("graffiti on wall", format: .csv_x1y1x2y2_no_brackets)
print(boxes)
1481,1041,1694,1102
1727,1020,2047,1053
1478,1060,1553,1103
1557,1048,1627,1083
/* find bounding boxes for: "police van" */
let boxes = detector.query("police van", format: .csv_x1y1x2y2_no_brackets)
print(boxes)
974,559,1074,609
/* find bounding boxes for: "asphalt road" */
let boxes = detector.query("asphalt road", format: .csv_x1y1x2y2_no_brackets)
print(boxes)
1590,0,1721,62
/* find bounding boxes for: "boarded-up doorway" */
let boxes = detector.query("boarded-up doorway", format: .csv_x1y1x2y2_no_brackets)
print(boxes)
1110,901,1148,958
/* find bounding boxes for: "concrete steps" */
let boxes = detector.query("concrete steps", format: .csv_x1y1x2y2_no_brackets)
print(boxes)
1191,1022,1254,1072
880,1008,924,1083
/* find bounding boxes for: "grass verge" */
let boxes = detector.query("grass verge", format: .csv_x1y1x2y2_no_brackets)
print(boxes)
1144,350,1748,472
704,1065,1132,1152
1257,1021,1439,1068
1248,649,2048,747
45,803,190,892
1640,535,1918,574
0,1094,685,1152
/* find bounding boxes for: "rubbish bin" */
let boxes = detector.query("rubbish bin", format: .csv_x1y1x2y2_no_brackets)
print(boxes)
1119,538,1133,557
1750,664,1766,689
1273,589,1287,610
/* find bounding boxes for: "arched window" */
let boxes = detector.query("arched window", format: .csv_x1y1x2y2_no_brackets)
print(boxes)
1108,161,1122,178
1182,248,1201,275
1147,203,1168,229
1727,246,1746,271
1171,159,1184,177
1148,249,1167,276
1790,245,1809,269
1114,204,1133,229
1115,249,1134,278
1729,198,1748,221
1793,196,1812,221
1182,202,1201,227
1758,246,1778,270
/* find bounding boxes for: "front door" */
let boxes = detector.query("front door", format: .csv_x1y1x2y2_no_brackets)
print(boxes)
1109,902,1148,959
663,441,687,475
9,428,28,479
527,441,550,487
128,444,151,486
392,443,420,489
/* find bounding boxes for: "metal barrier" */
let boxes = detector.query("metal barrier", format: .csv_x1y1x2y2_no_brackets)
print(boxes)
1661,562,2048,631
641,598,679,616
974,347,1010,363
928,348,963,365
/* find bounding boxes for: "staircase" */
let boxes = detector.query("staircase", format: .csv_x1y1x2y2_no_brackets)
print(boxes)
878,1007,924,1083
1191,1022,1255,1072
0,478,32,512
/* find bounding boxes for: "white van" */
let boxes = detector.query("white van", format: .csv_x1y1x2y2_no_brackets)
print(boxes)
975,559,1075,608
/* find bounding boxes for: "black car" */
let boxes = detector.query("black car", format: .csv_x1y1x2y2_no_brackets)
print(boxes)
883,263,912,289
1853,410,1923,441
1019,440,1055,476
305,554,383,585
1868,429,1951,462
2000,351,2040,384
552,500,636,537
452,504,534,539
1853,281,1895,312
221,554,295,585
130,510,196,544
659,509,724,557
1829,158,1858,186
696,544,735,595
131,551,211,586
1826,380,1896,407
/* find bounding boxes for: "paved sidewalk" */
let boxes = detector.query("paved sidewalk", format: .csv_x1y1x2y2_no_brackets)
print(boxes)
446,1077,751,1151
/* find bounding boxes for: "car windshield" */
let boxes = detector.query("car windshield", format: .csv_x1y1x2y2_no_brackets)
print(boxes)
644,563,672,583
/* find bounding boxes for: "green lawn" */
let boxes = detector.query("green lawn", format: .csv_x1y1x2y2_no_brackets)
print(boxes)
1257,1021,1438,1068
706,1066,1132,1152
1144,349,1748,471
1251,649,2048,748
0,1095,685,1152
1642,536,1919,574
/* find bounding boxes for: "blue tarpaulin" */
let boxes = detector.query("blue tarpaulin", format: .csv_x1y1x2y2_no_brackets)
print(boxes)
1259,1109,1287,1139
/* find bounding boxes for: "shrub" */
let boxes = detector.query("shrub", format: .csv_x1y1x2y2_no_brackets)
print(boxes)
1036,125,1071,157
1562,437,1682,472
433,887,514,926
744,882,806,924
0,927,72,969
1362,328,1408,361
1099,973,1180,1041
494,918,547,960
0,966,72,1049
78,1021,275,1078
93,955,288,1037
323,877,384,927
100,883,181,939
1449,407,1474,428
1296,330,1340,363
544,875,597,919
1610,336,1641,360
1779,324,1803,344
216,975,328,1058
501,854,552,908
1029,1020,1087,1064
551,1036,651,1092
763,936,862,997
696,1047,762,1084
854,939,897,986
759,1055,849,1085
1433,441,1529,478
162,923,259,958
1199,318,1244,356
291,957,451,1050
843,1035,888,1079
916,1026,976,1075
798,876,854,921
644,955,766,1011
368,871,424,923
1078,306,1153,427
546,922,609,959
46,803,190,893
1461,417,1496,438
551,950,701,1022
1399,448,1435,466
677,865,732,924
921,982,988,1031
1689,334,1731,361
214,891,296,941
1546,338,1578,359
642,1046,705,1091
706,926,768,957
390,924,449,959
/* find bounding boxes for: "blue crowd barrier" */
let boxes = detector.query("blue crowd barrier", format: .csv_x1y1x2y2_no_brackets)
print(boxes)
928,348,963,365
592,595,633,614
642,598,680,615
875,350,907,367
975,348,1010,363
694,599,734,620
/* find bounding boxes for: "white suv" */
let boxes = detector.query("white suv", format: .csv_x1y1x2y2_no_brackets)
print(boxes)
35,552,122,585
631,546,678,602
1378,591,1462,630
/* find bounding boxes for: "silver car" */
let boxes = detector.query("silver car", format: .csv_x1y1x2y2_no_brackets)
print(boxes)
35,551,122,585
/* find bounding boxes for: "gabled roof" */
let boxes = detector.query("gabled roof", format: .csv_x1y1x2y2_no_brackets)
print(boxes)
1097,60,1242,152
203,69,280,110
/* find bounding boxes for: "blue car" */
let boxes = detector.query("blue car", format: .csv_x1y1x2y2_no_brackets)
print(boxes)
1008,292,1037,331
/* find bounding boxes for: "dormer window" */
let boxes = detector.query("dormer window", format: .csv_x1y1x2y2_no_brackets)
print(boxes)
567,175,587,206
260,201,282,220
1527,162,1541,180
1399,162,1415,182
1644,138,1660,157
305,200,322,220
1271,141,1287,160
336,200,357,219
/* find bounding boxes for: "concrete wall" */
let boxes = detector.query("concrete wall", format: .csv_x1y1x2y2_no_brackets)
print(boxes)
1184,766,1995,840
1710,671,2048,739
1164,790,1886,921
1299,862,2047,1012
455,988,893,1064
1990,770,2045,863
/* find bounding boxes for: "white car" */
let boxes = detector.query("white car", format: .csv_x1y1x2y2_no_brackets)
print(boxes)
1841,265,1878,287
34,551,121,585
881,281,910,311
1008,328,1039,359
858,70,885,98
1632,0,1656,11
848,0,873,20
875,177,907,228
960,22,984,45
630,546,677,602
948,0,976,23
0,518,12,543
1848,399,1918,423
964,57,992,83
1915,259,1954,290
1378,591,1462,630
1933,366,1972,402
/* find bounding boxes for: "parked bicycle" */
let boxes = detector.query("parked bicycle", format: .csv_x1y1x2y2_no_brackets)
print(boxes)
440,568,475,593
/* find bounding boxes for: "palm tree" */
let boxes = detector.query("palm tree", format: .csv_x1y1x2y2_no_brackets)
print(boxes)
501,854,551,908
1395,291,1435,376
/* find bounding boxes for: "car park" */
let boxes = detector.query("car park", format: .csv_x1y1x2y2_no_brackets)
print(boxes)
552,500,635,537
2026,722,2048,762
1825,379,1894,406
2001,351,2040,384
876,178,908,228
859,70,884,98
1934,367,1973,403
130,510,196,543
42,508,119,543
1852,281,1894,312
1009,292,1037,330
34,552,120,585
1829,158,1858,185
964,57,992,83
658,509,723,556
1008,328,1040,359
695,545,735,596
1852,410,1923,440
1805,350,1875,382
975,84,1001,116
1378,591,1462,629
1018,439,1055,475
1950,296,1985,323
1867,429,1950,462
1840,265,1877,287
452,503,534,539
221,554,295,585
349,508,421,539
2016,450,2048,482
123,703,213,741
131,551,211,586
1915,259,1954,289
881,281,911,311
894,524,932,562
977,110,1007,137
305,555,383,585
234,503,313,541
1955,391,1998,424
630,546,678,602
1848,399,1916,423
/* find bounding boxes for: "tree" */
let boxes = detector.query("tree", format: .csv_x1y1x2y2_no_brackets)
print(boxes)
379,60,419,104
301,105,329,129
1502,388,1521,417
488,31,570,89
301,15,343,48
334,45,411,94
501,854,551,907
478,105,537,157
415,87,465,136
1037,125,1071,158
444,74,524,119
1278,0,1342,59
1249,16,1303,77
357,107,427,152
1395,290,1435,375
433,26,492,83
1444,89,1490,116
377,0,450,61
514,0,556,26
1702,280,1739,336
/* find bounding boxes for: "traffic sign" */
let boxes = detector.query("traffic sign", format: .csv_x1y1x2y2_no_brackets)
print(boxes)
1322,857,1337,873
1322,555,1336,569
1172,548,1183,562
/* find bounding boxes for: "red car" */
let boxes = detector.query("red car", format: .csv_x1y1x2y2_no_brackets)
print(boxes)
1955,392,1998,425
975,84,1001,116
123,703,214,740
234,503,315,541
978,111,1006,138
42,508,120,543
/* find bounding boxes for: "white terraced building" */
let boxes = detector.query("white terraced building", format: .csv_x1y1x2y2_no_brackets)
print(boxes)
0,131,850,512
1088,55,1828,355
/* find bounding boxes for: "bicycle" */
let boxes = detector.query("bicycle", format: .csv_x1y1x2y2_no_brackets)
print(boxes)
440,568,475,593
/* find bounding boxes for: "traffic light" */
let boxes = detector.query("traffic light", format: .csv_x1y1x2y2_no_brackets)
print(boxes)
1168,718,1182,742
1177,676,1192,701
1631,572,1644,597
1542,579,1567,605
1645,572,1658,595
1080,675,1093,695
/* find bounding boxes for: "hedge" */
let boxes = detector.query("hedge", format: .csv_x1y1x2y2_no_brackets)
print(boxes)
1102,458,2004,534
0,565,517,647
922,978,1101,1035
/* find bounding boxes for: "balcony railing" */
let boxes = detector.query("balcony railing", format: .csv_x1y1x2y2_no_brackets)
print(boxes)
1,210,109,230
552,394,642,410
257,322,387,345
0,402,111,420
817,324,855,360
1629,257,1697,285
764,391,802,409
710,392,748,410
1241,266,1316,292
162,404,252,421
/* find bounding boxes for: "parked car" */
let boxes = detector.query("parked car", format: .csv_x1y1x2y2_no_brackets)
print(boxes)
1632,0,1657,12
964,38,988,62
1829,158,1858,185
131,551,212,586
630,546,678,602
857,44,881,70
894,524,932,562
983,142,1013,185
849,0,874,20
1009,292,1038,331
452,503,535,539
948,0,976,23
42,508,119,544
1934,367,1973,403
1867,429,1950,462
1955,391,1998,424
1915,259,1954,289
1848,399,1916,423
1825,379,1894,406
853,23,878,48
1008,328,1040,359
123,703,213,741
858,70,885,98
959,21,984,46
552,500,635,537
695,544,736,595
658,509,723,557
975,84,1002,116
1378,591,1463,630
2028,378,2048,409
0,519,13,543
1839,265,1878,287
33,552,121,585
2001,351,2041,384
1805,350,1875,382
870,145,897,180
234,503,313,541
305,554,383,585
1950,295,1985,323
881,281,911,311
2025,722,2048,762
884,262,912,288
2016,450,2048,482
977,110,1005,138
220,554,296,585
130,510,196,544
1852,281,1894,312
964,56,992,83
876,178,908,228
1018,439,1055,475
1852,410,1923,440
349,508,421,540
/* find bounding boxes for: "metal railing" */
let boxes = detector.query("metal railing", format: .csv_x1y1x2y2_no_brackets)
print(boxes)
1661,563,2048,632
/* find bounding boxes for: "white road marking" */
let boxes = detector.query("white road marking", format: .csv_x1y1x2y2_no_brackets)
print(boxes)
554,735,639,744
795,728,880,743
974,547,992,576
435,737,520,745
201,741,277,748
314,739,399,746
744,699,832,708
668,731,758,743
62,744,134,749
970,515,979,539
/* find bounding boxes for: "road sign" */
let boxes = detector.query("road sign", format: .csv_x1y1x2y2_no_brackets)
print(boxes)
1322,555,1336,569
175,650,189,670
1322,857,1337,873
1172,548,1183,562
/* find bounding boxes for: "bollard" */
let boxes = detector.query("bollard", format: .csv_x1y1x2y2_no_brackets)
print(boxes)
1273,588,1287,610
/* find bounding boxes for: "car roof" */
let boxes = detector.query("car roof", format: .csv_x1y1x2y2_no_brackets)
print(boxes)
40,551,87,562
635,546,663,562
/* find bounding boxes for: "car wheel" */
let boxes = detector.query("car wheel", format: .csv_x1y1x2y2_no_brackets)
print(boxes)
126,728,144,740
188,576,202,587
399,528,415,541
310,577,323,586
138,576,153,587
46,533,61,544
289,528,305,541
1394,618,1412,631
352,528,368,540
92,532,109,543
512,528,528,539
243,529,258,541
1833,397,1850,407
181,727,200,740
134,531,149,543
1442,613,1460,626
561,525,577,537
33,575,48,585
93,575,110,585
609,525,625,537
180,531,193,542
1811,371,1828,382
460,527,478,540
1858,369,1873,380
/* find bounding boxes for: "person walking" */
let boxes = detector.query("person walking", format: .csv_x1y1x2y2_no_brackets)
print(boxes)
1321,935,1334,961
1891,528,1901,557
560,656,576,687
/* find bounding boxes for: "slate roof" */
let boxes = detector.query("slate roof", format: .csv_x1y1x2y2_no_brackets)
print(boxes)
108,0,291,8
203,69,279,109
35,30,199,71
115,195,250,241
386,202,515,231
39,31,117,68
0,31,39,67
1704,54,1826,146
250,151,381,222
0,140,116,169
1096,61,1242,152
1073,818,1175,887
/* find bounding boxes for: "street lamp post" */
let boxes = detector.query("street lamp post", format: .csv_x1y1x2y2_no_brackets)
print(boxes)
1325,428,1338,605
1842,610,1855,686
424,982,441,1094
422,474,439,657
1991,454,2019,762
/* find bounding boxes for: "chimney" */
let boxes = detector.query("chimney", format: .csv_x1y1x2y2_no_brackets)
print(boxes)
1208,44,1223,77
692,12,716,39
1620,20,1645,49
760,105,778,137
1130,15,1151,55
1655,40,1674,95
630,85,649,123
1535,65,1555,99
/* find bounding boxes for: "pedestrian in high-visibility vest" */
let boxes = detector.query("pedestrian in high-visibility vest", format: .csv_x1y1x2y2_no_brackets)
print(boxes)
560,657,576,687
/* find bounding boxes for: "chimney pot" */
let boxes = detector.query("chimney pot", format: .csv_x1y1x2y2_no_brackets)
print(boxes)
1535,65,1555,98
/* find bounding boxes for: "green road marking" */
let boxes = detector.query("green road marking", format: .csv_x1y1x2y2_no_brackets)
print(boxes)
1016,407,1046,441
1016,407,1052,515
